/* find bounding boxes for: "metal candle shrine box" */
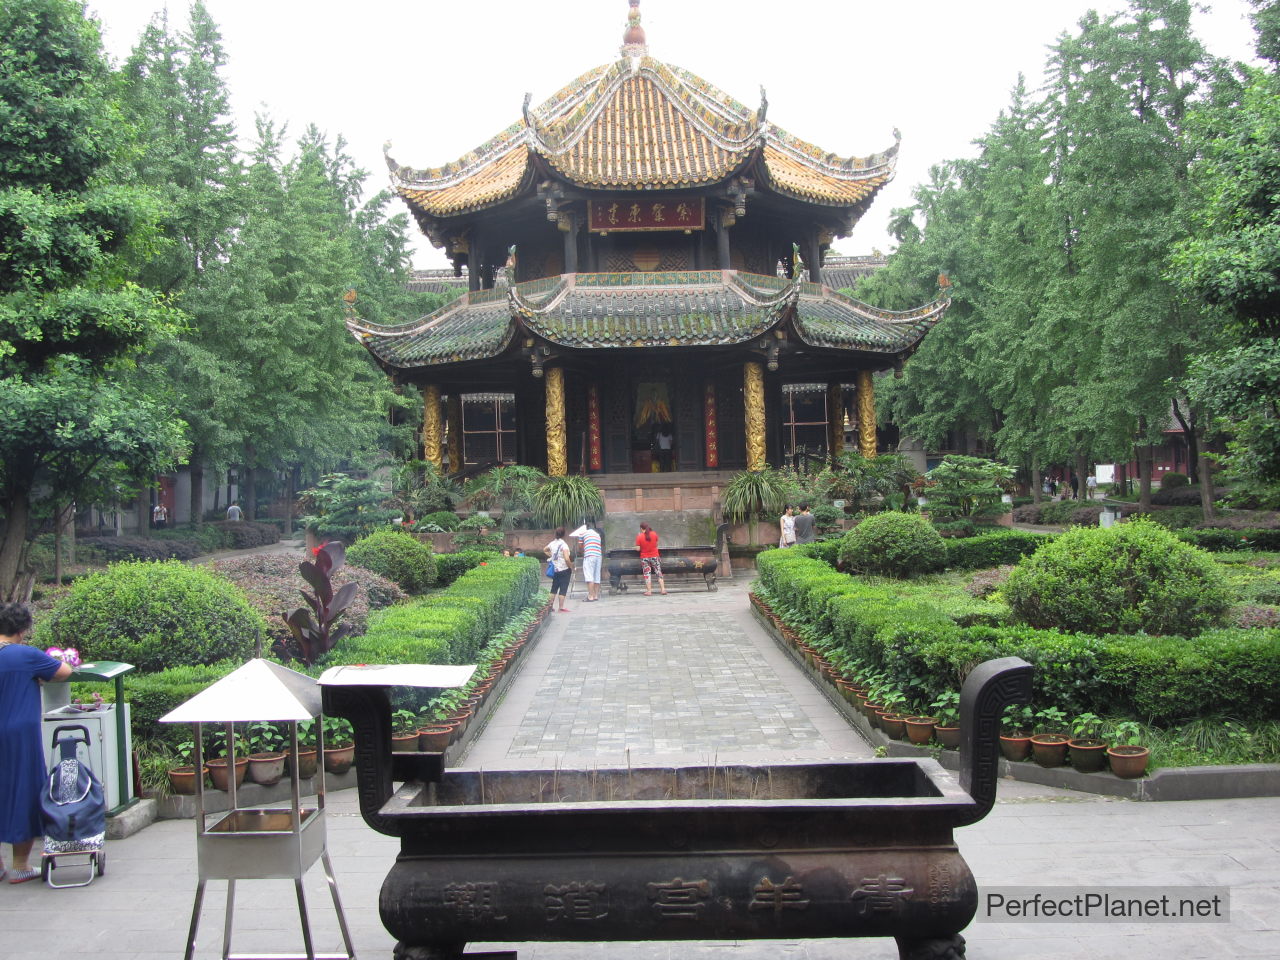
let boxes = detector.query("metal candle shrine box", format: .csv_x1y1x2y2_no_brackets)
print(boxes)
325,657,1032,960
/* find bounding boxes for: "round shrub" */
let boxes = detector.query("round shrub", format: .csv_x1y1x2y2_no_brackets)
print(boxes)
210,553,406,652
1004,518,1232,636
838,512,946,578
346,528,437,593
38,561,266,672
1160,471,1189,490
421,510,460,531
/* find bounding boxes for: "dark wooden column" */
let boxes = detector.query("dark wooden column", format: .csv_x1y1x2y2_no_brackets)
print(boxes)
804,229,822,285
717,210,732,270
562,215,579,273
467,230,481,292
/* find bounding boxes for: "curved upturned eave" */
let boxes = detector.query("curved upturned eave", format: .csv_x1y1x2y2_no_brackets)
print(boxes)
347,288,518,369
508,271,799,349
790,286,951,353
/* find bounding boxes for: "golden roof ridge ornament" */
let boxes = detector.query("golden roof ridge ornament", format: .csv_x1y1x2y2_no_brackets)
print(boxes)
621,0,647,58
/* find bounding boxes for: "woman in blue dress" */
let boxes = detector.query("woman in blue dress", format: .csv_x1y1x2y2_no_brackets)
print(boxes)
0,602,72,884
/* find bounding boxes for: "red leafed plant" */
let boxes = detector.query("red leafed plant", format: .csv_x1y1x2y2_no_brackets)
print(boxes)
274,541,360,666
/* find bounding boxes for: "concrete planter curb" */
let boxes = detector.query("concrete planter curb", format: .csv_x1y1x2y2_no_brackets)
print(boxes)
751,600,1280,802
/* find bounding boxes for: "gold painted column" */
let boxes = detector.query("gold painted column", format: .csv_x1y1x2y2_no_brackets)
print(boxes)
446,395,463,475
856,370,877,459
545,366,567,477
422,385,443,470
826,382,844,460
744,361,766,471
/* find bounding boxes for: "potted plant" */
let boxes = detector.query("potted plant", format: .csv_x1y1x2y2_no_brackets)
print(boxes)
901,701,942,747
246,721,287,786
205,729,248,791
932,692,962,749
289,719,319,779
164,741,204,796
876,691,909,741
322,717,356,774
391,709,421,753
999,705,1034,762
417,707,455,752
1106,721,1150,779
1029,706,1070,767
1067,713,1109,773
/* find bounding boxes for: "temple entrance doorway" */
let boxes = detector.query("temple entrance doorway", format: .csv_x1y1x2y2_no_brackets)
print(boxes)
632,381,676,473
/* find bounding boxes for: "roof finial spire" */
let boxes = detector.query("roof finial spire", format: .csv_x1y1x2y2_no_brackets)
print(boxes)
621,0,647,57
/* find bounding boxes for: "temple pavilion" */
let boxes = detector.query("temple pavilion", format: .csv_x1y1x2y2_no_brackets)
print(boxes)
352,1,948,478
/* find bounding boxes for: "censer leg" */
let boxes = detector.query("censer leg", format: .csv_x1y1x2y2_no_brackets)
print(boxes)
321,851,356,959
895,932,967,960
223,879,236,960
184,880,207,960
295,878,317,960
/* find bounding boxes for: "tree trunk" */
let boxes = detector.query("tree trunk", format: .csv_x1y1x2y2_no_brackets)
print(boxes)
54,501,64,587
284,467,295,536
137,486,151,539
1030,458,1043,504
1171,398,1198,483
1074,452,1089,502
243,447,257,521
189,445,204,528
0,487,32,602
1137,444,1154,513
1196,422,1216,520
1116,461,1128,497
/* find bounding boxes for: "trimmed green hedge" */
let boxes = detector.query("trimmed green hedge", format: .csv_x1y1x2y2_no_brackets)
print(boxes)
838,512,945,577
1177,528,1280,552
943,530,1053,569
435,550,501,587
347,528,437,593
323,556,540,670
755,549,1280,724
38,561,265,672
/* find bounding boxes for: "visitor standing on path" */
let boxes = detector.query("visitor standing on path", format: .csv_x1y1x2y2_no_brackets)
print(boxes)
544,528,574,613
575,523,603,602
0,603,73,885
152,501,167,529
779,505,796,548
636,522,666,595
793,504,816,544
226,502,243,521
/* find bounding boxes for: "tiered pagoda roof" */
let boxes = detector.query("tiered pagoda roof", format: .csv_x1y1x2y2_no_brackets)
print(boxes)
385,23,898,236
351,271,948,370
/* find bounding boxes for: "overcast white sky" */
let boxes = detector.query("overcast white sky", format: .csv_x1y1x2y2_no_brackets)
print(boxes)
87,0,1261,268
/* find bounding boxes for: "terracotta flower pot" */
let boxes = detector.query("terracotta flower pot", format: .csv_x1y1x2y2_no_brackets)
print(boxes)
999,732,1032,762
247,751,286,786
167,765,202,795
1107,745,1151,779
1030,733,1071,768
935,725,961,750
862,700,884,721
1068,738,1109,773
289,748,318,780
878,712,907,740
391,732,420,753
324,743,356,775
417,725,454,752
904,716,938,746
206,757,248,791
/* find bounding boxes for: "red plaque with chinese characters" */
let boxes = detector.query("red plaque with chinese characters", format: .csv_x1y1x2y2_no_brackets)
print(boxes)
588,197,705,232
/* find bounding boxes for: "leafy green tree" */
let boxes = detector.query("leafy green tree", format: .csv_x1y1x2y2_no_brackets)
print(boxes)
0,0,185,599
924,455,1014,521
117,3,245,523
1174,3,1280,495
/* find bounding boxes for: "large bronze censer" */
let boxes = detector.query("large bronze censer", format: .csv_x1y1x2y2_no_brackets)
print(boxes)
324,657,1031,960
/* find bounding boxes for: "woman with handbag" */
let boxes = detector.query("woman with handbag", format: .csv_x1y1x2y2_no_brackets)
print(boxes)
544,528,574,613
0,602,72,884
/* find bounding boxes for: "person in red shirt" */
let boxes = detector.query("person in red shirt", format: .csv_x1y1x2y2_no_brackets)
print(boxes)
635,522,666,596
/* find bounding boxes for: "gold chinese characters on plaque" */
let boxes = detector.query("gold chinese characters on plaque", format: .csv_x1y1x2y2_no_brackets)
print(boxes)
589,197,705,233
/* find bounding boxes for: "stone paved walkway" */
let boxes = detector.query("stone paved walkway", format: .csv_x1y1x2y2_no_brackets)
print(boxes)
2,579,1276,959
462,580,870,769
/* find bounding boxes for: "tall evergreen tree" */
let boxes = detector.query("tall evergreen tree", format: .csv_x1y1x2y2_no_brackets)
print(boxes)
0,0,185,599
